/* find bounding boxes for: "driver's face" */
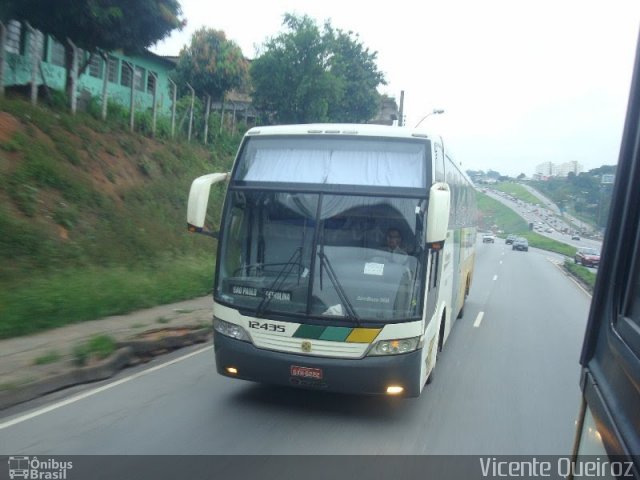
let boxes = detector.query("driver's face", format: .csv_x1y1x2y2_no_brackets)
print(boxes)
387,231,401,249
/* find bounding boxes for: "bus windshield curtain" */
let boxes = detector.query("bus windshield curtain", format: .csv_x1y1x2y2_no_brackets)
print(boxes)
273,194,417,228
241,148,424,188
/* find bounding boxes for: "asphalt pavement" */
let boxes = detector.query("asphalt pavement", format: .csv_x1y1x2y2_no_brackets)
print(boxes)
0,295,214,410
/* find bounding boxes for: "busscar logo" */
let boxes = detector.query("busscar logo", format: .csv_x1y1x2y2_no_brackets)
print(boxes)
8,456,73,480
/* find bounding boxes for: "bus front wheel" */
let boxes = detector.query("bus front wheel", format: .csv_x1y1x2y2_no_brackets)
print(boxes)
427,312,447,385
457,276,471,319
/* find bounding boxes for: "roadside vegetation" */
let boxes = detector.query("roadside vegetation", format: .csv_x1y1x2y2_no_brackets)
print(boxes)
0,96,236,338
33,351,62,366
563,260,597,291
72,335,117,366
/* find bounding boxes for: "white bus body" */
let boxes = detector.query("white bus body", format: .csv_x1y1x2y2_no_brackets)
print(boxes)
188,124,476,397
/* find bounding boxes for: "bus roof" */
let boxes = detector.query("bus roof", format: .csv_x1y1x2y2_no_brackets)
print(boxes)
244,124,436,140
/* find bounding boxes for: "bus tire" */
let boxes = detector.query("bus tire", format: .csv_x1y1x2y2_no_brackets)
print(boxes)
457,276,470,319
427,311,447,385
426,365,435,384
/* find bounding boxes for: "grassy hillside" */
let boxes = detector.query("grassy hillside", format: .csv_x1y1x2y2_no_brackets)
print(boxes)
476,192,528,233
491,182,545,205
0,96,239,338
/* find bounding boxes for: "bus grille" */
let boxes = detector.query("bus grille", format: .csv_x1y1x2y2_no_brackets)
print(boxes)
251,333,369,359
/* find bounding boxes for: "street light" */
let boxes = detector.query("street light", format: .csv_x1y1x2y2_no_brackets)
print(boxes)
414,109,444,127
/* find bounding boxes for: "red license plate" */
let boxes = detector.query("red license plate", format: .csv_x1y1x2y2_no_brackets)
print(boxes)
290,365,323,380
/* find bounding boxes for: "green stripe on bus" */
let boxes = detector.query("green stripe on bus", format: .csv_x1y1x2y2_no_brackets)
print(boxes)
293,324,325,339
319,327,352,342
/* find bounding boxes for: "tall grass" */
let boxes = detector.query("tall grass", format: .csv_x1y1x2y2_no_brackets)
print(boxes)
0,95,236,339
0,255,215,338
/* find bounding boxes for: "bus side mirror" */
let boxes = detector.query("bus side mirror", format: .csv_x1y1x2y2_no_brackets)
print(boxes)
425,182,450,243
187,172,229,236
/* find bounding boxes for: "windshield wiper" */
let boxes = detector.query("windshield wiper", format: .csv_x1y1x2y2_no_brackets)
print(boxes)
255,247,302,318
317,248,360,326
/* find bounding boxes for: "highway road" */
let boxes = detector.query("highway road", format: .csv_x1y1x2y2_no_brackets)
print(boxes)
0,240,592,455
520,184,595,234
483,188,603,254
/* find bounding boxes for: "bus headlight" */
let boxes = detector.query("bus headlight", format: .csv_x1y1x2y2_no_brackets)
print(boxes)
368,337,420,356
214,318,252,342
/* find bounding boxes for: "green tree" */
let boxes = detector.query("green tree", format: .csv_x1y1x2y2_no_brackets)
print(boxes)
326,28,386,122
173,28,248,102
3,0,184,97
250,14,385,124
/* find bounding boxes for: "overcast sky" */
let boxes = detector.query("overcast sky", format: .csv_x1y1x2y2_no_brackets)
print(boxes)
152,0,640,176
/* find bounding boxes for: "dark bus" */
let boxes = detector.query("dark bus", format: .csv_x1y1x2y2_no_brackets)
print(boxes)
570,31,640,479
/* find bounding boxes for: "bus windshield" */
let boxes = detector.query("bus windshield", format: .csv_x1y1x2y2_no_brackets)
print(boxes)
216,190,426,323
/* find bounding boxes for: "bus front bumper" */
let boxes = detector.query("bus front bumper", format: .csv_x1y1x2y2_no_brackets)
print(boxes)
213,332,423,397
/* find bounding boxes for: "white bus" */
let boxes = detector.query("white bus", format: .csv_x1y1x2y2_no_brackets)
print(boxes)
187,124,476,397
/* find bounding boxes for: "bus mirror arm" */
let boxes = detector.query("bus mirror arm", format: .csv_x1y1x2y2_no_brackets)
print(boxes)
187,172,230,235
425,183,451,243
187,226,219,239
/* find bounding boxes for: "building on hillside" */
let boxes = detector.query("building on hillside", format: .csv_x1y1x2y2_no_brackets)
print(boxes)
2,20,176,116
557,160,583,177
534,160,583,179
535,161,556,178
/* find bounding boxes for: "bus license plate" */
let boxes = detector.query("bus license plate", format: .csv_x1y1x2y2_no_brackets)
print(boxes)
290,365,323,380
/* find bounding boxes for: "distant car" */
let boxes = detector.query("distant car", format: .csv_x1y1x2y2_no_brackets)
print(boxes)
482,233,495,243
505,234,516,245
571,234,581,240
512,238,529,251
575,247,600,267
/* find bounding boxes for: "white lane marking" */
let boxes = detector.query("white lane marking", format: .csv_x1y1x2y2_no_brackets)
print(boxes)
493,275,498,281
0,345,212,430
473,312,485,328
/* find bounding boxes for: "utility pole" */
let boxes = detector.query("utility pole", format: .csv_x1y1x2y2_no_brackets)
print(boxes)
397,90,404,127
168,79,177,138
186,83,195,142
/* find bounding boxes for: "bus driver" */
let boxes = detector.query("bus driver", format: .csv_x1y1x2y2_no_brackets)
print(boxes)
385,228,407,255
